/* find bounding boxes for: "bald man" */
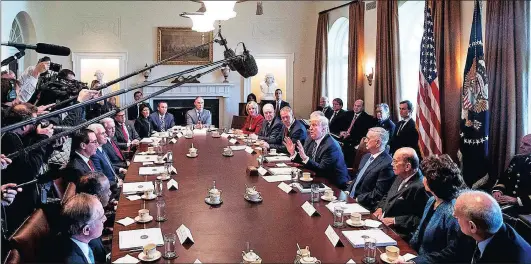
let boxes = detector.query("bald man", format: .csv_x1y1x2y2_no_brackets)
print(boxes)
339,99,377,165
186,97,211,128
454,190,531,263
373,147,429,241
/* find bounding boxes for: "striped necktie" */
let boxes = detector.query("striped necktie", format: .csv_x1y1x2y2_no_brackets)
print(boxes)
350,156,375,198
160,115,166,132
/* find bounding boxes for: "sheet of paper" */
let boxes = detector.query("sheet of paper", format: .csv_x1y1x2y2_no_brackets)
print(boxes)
403,253,417,261
265,156,292,162
277,182,294,193
176,224,195,244
364,219,382,228
325,202,370,215
229,146,246,151
167,179,178,190
125,195,142,201
170,138,177,144
123,182,154,194
229,138,238,144
341,229,397,248
276,163,288,167
301,201,318,216
221,133,230,138
245,146,255,154
257,167,268,176
268,167,294,175
133,155,158,163
142,162,154,166
113,254,139,264
140,138,153,143
116,217,135,226
118,228,164,250
139,166,165,175
263,175,292,183
325,225,342,247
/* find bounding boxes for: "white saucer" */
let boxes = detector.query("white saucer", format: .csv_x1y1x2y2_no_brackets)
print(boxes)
204,197,223,205
157,175,171,181
212,134,221,138
244,194,263,203
380,253,404,264
299,177,313,182
154,161,165,165
138,251,162,262
186,153,198,158
321,195,337,202
134,215,153,223
222,152,234,157
185,136,193,139
141,194,157,200
346,219,365,227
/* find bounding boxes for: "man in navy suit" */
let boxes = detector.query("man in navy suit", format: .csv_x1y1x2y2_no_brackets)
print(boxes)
339,99,378,165
87,124,124,188
64,129,99,183
454,190,531,263
316,96,334,120
286,115,349,189
328,98,347,135
114,110,140,150
266,106,307,154
375,103,396,143
273,89,290,117
58,193,107,263
257,104,283,146
101,118,128,169
373,147,429,241
150,101,175,132
127,91,152,120
347,127,395,211
390,100,421,158
186,96,212,128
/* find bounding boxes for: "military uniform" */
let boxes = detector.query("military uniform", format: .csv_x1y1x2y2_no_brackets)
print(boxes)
493,154,531,214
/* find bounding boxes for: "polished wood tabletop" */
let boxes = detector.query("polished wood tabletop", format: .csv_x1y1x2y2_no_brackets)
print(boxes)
111,134,416,263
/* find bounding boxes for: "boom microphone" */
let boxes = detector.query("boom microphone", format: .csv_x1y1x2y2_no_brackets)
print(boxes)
1,42,71,56
234,43,258,78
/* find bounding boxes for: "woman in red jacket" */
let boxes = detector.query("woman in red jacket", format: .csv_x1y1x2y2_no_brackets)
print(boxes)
241,101,264,134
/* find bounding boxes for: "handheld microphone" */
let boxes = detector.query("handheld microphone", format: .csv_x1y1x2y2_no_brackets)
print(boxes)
1,42,71,56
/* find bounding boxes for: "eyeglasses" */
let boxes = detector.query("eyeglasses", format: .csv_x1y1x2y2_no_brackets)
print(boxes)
88,140,98,144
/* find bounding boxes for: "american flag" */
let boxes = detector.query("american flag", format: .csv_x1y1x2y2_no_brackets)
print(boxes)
416,6,442,156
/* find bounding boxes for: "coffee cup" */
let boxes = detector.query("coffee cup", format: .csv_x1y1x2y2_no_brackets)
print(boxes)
143,243,157,259
270,149,277,155
385,246,400,262
147,147,154,153
297,246,311,258
302,172,311,180
324,189,334,198
212,131,220,137
209,189,221,203
247,189,259,200
144,189,154,198
350,212,362,224
138,209,150,221
189,148,197,156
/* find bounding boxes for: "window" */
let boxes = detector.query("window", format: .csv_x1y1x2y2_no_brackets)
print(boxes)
398,1,425,115
327,17,349,108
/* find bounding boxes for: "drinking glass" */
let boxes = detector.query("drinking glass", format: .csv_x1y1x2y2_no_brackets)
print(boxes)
155,179,164,197
310,184,320,203
291,168,299,185
333,205,344,228
363,237,377,263
163,233,177,259
156,198,167,222
257,155,264,167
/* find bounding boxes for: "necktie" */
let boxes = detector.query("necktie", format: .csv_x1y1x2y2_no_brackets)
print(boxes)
88,160,95,171
276,101,280,112
88,247,95,263
160,116,166,132
350,156,375,198
397,120,406,135
99,149,117,179
121,124,129,142
397,179,408,192
346,113,359,134
110,140,124,160
310,141,318,160
471,245,481,264
197,111,202,122
331,111,337,122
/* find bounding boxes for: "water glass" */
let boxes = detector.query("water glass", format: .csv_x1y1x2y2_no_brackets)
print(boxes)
291,168,299,184
156,198,167,222
333,205,344,228
363,237,377,263
310,184,320,203
163,233,177,259
154,179,164,197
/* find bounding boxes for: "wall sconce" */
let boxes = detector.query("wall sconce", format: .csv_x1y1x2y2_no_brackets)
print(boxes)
366,67,374,86
143,64,151,82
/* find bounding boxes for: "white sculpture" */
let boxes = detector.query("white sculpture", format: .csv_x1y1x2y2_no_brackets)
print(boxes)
94,70,108,95
259,73,278,101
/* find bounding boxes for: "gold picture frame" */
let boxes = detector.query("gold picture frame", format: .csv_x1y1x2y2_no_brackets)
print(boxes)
156,27,213,65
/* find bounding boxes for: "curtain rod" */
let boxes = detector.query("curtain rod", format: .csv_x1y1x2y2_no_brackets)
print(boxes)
318,0,357,15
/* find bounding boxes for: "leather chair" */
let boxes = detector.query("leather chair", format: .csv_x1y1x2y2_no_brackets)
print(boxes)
53,177,67,199
61,182,76,205
3,250,20,264
8,209,53,263
351,137,369,170
231,115,247,129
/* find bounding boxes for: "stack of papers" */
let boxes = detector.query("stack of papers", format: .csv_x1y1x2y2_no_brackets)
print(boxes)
139,166,165,175
265,156,292,162
140,138,153,143
325,202,370,215
193,129,207,135
341,229,397,248
268,167,293,175
262,175,292,182
118,228,164,250
133,155,158,163
123,182,154,195
229,146,247,151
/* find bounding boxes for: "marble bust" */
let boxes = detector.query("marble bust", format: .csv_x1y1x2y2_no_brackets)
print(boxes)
259,73,278,101
94,70,104,82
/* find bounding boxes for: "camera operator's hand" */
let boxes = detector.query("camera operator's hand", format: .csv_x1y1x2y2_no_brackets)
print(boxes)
36,103,56,116
77,89,100,103
1,154,12,170
53,136,67,148
36,124,54,138
1,183,22,206
32,61,50,77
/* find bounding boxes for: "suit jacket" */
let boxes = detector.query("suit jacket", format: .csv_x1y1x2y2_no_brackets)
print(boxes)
348,152,394,211
476,223,531,263
274,100,290,117
493,154,531,214
257,117,283,145
57,236,106,264
186,109,212,126
242,114,264,135
328,109,347,135
316,106,334,120
134,117,152,138
293,134,350,189
114,121,140,150
127,102,152,120
270,120,307,153
342,111,378,147
410,197,475,263
390,119,421,157
378,118,396,143
377,170,429,240
63,153,93,183
149,112,176,132
90,149,118,184
102,140,127,169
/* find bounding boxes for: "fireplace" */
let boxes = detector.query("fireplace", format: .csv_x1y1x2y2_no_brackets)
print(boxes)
153,99,219,127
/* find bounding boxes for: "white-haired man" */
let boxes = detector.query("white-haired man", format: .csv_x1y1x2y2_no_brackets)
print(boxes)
317,96,334,120
267,106,307,153
101,118,128,169
258,104,283,148
87,124,124,187
285,115,349,189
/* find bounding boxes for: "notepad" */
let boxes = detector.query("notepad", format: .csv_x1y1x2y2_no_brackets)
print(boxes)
341,229,397,248
139,166,165,175
118,228,164,250
268,167,293,175
123,182,154,194
265,156,292,162
133,155,158,163
325,202,370,215
262,174,292,182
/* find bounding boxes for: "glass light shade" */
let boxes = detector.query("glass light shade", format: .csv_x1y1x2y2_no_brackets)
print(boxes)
204,1,237,21
187,13,215,32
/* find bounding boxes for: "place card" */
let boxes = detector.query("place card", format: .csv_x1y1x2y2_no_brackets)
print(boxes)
116,217,135,226
193,259,202,264
167,179,178,190
113,254,139,264
170,138,177,144
177,133,183,138
221,133,230,138
276,163,288,167
169,165,177,174
257,167,268,176
125,195,142,201
229,138,238,144
301,201,320,217
245,146,256,154
142,162,153,166
346,259,356,264
278,182,295,193
403,253,417,261
325,225,344,247
176,224,195,245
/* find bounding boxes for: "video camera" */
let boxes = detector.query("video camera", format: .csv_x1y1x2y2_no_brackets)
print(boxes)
38,119,73,134
34,60,88,105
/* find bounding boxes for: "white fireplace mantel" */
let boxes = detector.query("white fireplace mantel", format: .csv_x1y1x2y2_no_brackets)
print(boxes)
143,83,234,99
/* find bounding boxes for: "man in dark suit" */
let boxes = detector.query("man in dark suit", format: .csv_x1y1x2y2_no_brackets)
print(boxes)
186,96,212,128
267,106,307,154
390,100,421,158
273,89,290,117
127,91,152,120
114,110,140,150
339,99,378,165
375,103,396,143
316,96,334,120
347,127,395,211
150,101,175,132
373,147,429,241
64,129,99,183
87,124,123,187
328,98,347,135
101,118,128,169
257,103,283,146
58,193,107,263
454,190,531,263
286,115,350,189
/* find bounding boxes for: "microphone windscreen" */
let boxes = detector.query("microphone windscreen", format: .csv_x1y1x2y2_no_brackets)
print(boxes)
236,50,258,78
35,43,71,56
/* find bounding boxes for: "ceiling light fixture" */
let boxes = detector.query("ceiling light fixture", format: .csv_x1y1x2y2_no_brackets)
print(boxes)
203,1,237,21
180,12,215,32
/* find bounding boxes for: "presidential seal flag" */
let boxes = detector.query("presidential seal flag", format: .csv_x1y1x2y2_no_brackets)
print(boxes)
460,0,489,187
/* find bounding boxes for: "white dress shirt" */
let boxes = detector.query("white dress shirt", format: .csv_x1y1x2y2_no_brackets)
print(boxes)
75,151,92,169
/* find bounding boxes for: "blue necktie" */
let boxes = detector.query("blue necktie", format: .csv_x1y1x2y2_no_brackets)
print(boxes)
99,149,117,180
88,247,95,263
350,156,375,198
160,116,166,132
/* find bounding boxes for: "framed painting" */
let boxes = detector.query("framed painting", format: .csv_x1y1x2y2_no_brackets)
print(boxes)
157,27,213,65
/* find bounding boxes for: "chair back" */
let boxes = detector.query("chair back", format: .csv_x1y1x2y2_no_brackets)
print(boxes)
61,182,76,205
53,177,67,199
8,209,52,263
352,137,369,169
3,250,21,264
231,115,247,129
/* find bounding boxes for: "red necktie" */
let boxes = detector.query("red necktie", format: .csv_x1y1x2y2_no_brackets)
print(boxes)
121,124,129,142
88,160,95,171
110,140,125,160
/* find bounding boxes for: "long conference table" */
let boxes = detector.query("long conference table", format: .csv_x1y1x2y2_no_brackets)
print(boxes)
111,133,416,263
